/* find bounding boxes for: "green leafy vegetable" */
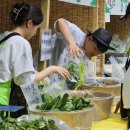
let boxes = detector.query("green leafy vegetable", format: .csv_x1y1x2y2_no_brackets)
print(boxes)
36,93,91,112
0,117,60,130
66,60,85,90
125,45,130,56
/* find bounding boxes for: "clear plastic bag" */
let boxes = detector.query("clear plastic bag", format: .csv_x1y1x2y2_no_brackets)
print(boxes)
107,34,126,53
58,48,97,89
109,56,125,81
42,74,68,97
58,48,71,66
82,56,97,85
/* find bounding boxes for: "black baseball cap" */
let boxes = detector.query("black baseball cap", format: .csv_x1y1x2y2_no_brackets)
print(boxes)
120,3,130,20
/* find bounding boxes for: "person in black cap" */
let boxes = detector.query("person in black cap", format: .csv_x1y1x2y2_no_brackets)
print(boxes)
50,18,114,65
119,2,130,129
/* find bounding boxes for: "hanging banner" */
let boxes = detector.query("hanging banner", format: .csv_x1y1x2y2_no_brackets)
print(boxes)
59,0,97,7
106,0,130,15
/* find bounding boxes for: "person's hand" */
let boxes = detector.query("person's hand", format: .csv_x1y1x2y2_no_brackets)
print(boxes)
114,100,121,113
67,43,84,58
50,66,70,80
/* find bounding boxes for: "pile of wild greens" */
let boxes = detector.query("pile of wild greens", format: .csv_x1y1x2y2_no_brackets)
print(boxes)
36,93,91,112
66,60,85,90
0,117,60,130
125,45,130,56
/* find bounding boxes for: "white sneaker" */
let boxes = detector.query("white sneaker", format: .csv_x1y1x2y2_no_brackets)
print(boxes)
121,117,128,120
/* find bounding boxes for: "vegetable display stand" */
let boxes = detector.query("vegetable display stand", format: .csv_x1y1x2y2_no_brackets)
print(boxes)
29,105,95,130
67,90,114,121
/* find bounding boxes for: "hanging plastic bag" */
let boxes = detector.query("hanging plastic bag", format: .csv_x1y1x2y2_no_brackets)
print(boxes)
82,56,97,85
109,56,125,81
107,34,125,53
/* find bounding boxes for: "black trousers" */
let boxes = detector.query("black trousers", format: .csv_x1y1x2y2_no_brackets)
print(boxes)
120,83,130,129
120,83,128,118
128,110,130,129
9,81,28,118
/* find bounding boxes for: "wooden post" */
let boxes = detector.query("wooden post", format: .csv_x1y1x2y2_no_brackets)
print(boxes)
38,0,50,71
91,3,98,74
97,0,106,76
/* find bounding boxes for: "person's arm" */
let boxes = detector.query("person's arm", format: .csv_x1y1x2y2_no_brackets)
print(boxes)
35,66,70,82
57,18,84,57
12,38,69,85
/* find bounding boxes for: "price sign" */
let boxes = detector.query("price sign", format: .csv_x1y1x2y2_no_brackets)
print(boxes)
21,82,42,106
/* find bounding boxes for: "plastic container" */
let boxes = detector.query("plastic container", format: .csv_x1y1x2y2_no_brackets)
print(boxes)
17,114,71,130
66,90,114,121
81,77,121,96
29,104,95,130
91,91,114,120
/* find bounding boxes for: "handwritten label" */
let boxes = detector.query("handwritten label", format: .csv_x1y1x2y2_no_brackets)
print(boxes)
21,82,42,106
